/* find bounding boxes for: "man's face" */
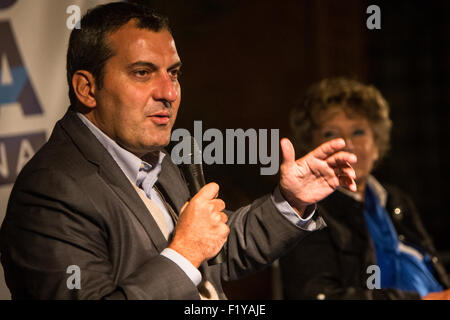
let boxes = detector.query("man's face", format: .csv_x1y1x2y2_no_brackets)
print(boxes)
87,21,182,156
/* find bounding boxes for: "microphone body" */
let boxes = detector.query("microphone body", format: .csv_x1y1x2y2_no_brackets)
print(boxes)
179,137,225,265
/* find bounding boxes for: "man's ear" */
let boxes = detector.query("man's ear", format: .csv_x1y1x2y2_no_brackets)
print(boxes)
72,70,97,108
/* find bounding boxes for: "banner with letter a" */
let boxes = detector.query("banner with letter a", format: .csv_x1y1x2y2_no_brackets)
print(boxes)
0,0,111,300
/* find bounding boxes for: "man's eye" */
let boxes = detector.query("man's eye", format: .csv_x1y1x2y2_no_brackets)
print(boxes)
170,69,182,79
134,70,149,77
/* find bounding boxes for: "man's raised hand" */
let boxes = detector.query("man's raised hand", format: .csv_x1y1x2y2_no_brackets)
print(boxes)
279,138,357,217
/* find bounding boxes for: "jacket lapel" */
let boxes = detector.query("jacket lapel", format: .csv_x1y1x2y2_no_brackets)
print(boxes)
58,108,168,252
155,154,191,214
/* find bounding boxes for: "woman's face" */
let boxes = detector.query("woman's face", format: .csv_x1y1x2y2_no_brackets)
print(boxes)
312,106,379,186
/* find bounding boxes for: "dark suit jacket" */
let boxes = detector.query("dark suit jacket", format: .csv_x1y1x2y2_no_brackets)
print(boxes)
0,108,309,299
280,185,449,300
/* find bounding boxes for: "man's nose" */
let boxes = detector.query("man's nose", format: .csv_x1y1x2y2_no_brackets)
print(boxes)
153,73,178,104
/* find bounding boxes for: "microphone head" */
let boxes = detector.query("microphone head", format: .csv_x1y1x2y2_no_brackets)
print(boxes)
190,136,202,165
180,136,206,195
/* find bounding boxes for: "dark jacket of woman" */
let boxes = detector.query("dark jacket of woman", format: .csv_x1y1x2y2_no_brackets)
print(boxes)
280,183,449,300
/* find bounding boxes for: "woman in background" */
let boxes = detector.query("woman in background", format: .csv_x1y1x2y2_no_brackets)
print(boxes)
280,78,450,300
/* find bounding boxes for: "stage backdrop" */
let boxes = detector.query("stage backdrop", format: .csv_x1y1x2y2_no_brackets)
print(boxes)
0,0,111,300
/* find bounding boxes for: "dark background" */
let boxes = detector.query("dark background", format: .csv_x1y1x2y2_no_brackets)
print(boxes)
129,0,450,298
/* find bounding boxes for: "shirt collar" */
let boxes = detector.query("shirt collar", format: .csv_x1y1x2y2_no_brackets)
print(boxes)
76,112,165,185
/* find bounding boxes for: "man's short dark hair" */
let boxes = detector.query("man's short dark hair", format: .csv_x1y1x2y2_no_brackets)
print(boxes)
66,1,171,106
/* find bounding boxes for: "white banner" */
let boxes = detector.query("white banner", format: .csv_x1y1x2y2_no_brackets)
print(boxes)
0,0,112,300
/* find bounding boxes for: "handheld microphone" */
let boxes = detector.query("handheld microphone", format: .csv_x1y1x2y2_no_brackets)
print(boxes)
179,136,225,265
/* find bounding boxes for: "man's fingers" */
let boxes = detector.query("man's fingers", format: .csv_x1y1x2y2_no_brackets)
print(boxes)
212,211,228,224
311,138,347,160
326,151,357,167
280,138,296,166
339,175,357,192
314,161,356,191
334,166,357,180
193,182,220,201
210,198,226,212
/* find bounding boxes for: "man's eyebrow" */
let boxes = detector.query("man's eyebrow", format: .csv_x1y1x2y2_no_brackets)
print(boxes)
168,61,182,70
127,61,157,70
126,61,182,71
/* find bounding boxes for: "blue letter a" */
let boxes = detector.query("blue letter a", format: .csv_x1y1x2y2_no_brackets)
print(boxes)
0,21,43,115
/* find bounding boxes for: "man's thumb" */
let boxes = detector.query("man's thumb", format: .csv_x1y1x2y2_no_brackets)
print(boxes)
193,182,220,201
280,138,296,165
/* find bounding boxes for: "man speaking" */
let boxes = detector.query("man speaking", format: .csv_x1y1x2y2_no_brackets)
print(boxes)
0,2,357,299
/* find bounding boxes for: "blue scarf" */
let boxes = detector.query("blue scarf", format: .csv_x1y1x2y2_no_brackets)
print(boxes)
363,185,443,297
